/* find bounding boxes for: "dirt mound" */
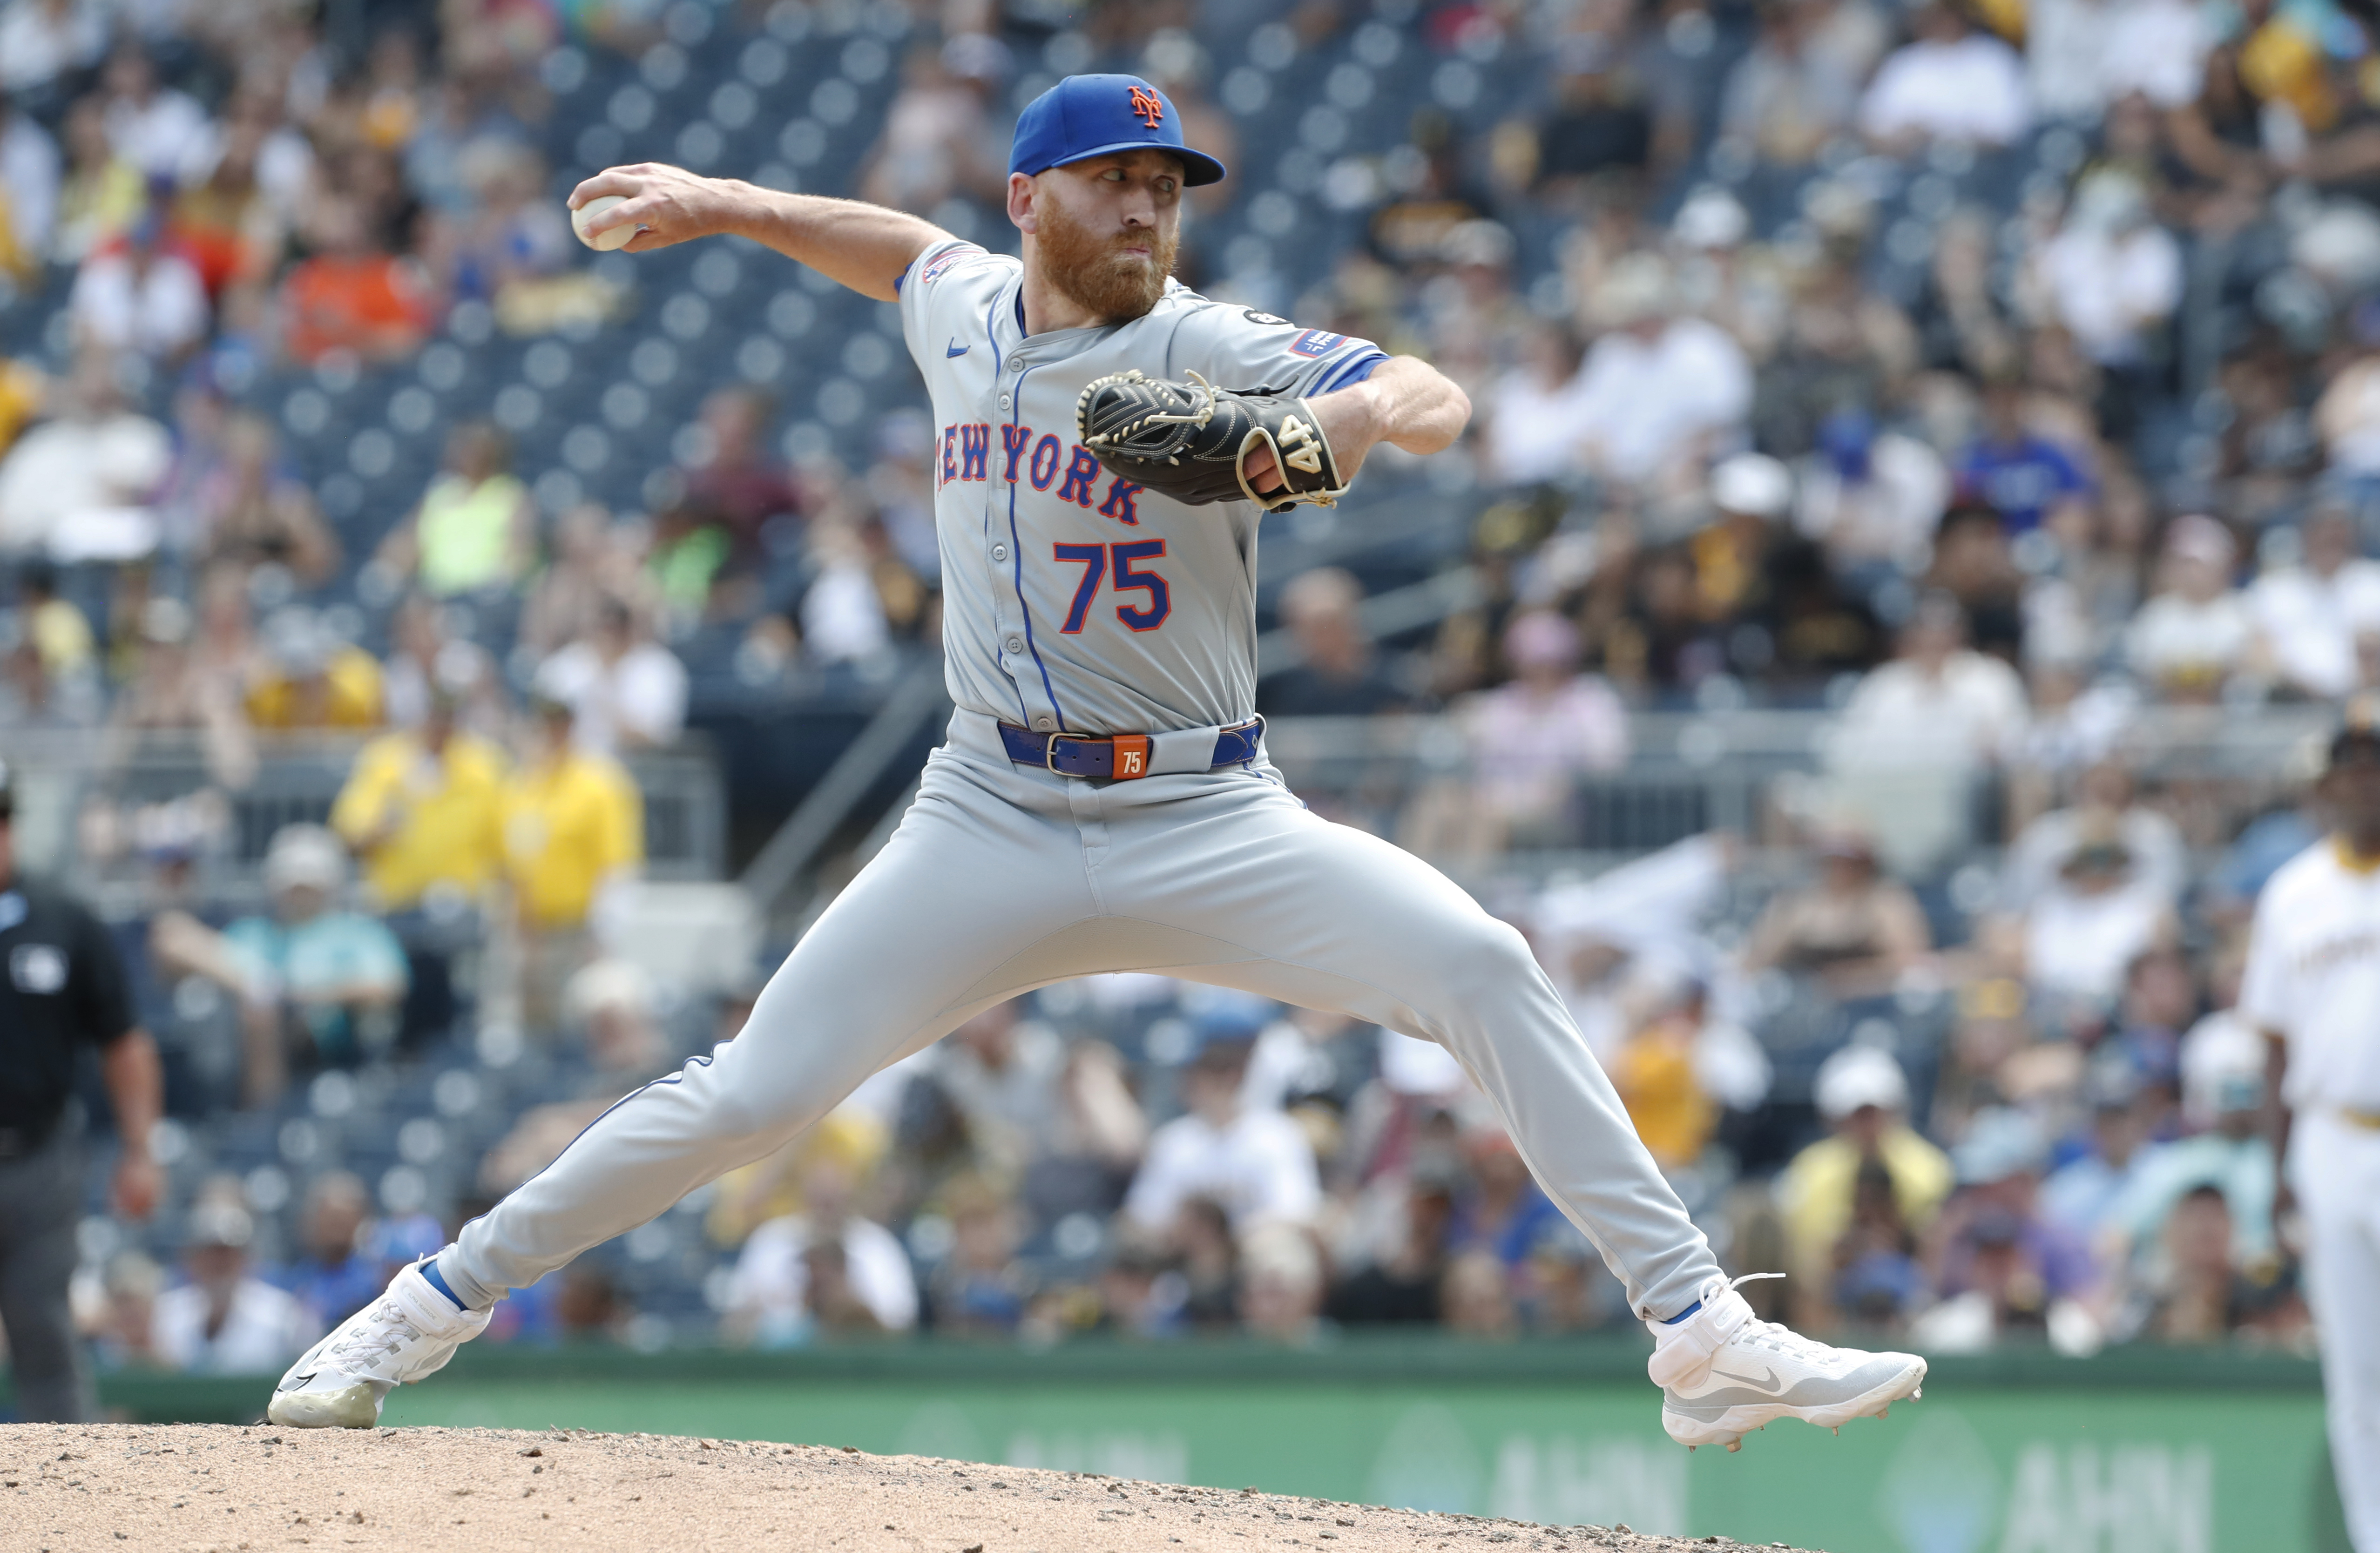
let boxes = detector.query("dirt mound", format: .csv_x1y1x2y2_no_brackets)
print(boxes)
0,1424,1812,1553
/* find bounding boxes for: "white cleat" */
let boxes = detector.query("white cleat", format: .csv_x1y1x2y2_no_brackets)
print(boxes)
1647,1275,1926,1452
267,1259,490,1429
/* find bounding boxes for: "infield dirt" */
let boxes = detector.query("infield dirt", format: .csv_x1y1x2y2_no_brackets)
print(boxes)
0,1424,1814,1553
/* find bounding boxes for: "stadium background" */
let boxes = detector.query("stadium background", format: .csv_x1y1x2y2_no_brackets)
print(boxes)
0,0,2366,1546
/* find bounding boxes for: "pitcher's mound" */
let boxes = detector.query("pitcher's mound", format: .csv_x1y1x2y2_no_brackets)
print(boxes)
0,1423,1809,1553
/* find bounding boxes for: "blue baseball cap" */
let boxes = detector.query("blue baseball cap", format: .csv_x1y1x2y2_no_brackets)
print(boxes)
1009,74,1227,188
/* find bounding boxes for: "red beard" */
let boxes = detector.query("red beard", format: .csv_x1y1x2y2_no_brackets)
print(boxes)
1038,198,1177,324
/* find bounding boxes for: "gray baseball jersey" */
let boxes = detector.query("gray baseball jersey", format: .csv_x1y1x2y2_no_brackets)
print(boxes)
436,232,1722,1345
896,237,1386,736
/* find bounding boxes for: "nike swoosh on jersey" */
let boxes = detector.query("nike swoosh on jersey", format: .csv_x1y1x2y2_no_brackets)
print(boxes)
946,340,969,357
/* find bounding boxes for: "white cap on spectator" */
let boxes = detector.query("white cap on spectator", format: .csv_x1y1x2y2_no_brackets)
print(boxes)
187,1201,255,1250
1442,219,1515,270
1814,1044,1908,1121
565,957,655,1026
1673,187,1749,250
2181,1013,2266,1126
2164,513,2235,568
262,824,346,896
1711,453,1792,520
1590,253,1674,328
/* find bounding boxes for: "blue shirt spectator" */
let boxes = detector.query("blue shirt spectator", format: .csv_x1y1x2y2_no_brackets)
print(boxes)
274,1171,380,1330
1956,430,2089,534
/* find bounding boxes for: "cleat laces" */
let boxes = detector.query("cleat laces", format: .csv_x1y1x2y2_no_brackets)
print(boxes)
324,1301,421,1368
1697,1273,1854,1369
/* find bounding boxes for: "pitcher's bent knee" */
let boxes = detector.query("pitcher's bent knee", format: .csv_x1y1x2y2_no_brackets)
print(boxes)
1411,915,1550,1014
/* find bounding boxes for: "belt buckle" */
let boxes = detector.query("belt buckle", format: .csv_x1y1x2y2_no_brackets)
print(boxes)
1044,733,1070,775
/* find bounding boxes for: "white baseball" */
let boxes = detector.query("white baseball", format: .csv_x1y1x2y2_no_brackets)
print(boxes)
572,195,638,252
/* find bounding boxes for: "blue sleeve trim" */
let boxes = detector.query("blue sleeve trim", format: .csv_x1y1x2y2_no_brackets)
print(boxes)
1316,348,1389,395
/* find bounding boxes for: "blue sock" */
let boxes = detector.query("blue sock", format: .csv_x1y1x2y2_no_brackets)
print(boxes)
418,1257,469,1312
1660,1299,1703,1325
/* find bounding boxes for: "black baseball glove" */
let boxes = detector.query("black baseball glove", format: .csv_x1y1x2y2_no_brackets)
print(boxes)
1075,370,1348,512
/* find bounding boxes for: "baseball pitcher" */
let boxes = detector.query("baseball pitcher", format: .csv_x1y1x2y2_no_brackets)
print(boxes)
269,74,1926,1454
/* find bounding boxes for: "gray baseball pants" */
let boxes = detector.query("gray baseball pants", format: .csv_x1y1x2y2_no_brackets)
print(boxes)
0,1128,94,1422
444,710,1721,1320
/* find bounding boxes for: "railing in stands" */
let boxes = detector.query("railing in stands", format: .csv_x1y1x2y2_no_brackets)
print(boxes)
0,728,727,911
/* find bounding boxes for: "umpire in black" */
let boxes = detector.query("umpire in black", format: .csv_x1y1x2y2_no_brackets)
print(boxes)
0,759,161,1421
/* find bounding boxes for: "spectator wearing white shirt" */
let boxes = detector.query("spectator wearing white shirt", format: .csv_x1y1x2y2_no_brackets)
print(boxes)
100,44,212,183
2001,756,2189,911
724,1155,919,1343
2030,169,2181,368
2030,0,2204,121
2102,0,2209,108
69,210,210,362
0,87,59,269
1833,592,2028,769
149,1200,316,1375
2009,826,2179,1013
0,0,107,95
1858,1,2030,153
1570,254,1753,490
1481,325,1589,487
1793,407,1951,578
2126,514,2251,701
0,352,171,558
2247,505,2380,700
2024,0,2120,123
1124,1033,1322,1236
534,596,690,754
798,517,893,664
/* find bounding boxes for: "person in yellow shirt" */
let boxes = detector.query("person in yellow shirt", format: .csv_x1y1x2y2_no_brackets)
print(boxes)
1776,1044,1954,1326
0,356,44,458
246,608,383,730
330,687,507,913
503,695,642,1032
1616,1005,1716,1171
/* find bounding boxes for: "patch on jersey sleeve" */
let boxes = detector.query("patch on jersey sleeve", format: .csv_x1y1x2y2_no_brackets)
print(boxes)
920,243,988,286
1290,329,1347,358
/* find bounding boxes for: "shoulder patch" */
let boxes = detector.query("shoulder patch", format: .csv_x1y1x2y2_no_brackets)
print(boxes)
1290,329,1346,358
920,244,987,286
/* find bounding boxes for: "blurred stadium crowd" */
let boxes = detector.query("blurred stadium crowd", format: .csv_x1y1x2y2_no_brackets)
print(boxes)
0,0,2372,1380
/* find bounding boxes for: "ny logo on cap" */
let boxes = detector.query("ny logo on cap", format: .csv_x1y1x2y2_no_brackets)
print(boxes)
1128,84,1163,128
